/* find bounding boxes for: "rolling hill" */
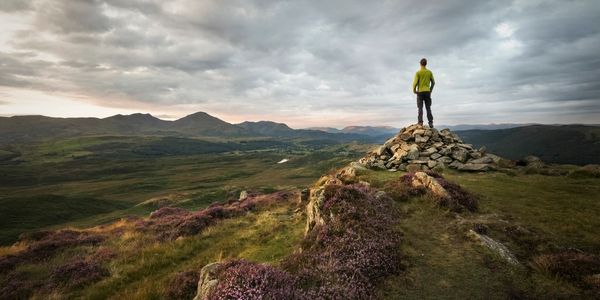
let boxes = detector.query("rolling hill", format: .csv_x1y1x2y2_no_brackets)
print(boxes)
457,124,600,165
0,112,374,145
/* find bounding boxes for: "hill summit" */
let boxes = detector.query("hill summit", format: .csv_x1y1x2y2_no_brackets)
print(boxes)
358,124,501,172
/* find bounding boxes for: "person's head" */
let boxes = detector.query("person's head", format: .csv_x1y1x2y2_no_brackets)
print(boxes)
420,58,427,67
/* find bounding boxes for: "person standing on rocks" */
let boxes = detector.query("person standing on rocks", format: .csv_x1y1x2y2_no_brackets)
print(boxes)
413,58,435,128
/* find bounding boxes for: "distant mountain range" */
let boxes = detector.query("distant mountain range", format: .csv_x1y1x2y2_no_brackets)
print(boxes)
2,113,598,165
307,123,547,135
0,112,372,145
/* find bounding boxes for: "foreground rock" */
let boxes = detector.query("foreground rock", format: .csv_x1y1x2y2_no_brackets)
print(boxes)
193,262,221,300
358,124,500,172
410,171,448,198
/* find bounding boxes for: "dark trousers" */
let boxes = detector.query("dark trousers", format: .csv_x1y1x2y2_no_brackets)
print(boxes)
417,92,433,124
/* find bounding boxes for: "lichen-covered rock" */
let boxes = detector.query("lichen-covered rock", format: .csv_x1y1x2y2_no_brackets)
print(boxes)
410,172,448,198
193,262,222,300
467,230,519,266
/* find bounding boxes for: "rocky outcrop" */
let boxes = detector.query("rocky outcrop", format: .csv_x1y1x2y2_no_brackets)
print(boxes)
410,172,448,198
193,262,222,300
358,124,499,172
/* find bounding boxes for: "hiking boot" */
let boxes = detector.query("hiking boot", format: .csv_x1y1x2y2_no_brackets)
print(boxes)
428,123,434,128
417,122,423,126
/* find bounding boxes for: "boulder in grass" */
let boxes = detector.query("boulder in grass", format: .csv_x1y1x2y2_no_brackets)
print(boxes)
193,262,222,300
410,172,448,198
458,163,491,172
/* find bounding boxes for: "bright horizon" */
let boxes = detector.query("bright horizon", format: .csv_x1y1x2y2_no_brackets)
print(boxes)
1,0,599,128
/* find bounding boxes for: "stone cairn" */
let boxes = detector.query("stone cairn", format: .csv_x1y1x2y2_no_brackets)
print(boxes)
358,124,500,172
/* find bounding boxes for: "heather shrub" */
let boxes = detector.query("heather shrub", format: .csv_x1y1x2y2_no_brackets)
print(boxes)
286,183,402,298
166,270,200,300
436,177,478,212
93,247,117,262
0,230,104,273
49,256,109,288
531,250,600,287
0,272,39,299
382,178,426,201
207,184,402,299
149,206,189,219
136,191,294,240
210,260,307,299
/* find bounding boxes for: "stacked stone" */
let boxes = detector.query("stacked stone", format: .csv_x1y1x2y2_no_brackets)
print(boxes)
358,124,499,172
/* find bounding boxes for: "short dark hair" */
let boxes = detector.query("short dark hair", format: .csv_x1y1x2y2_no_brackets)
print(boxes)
420,58,427,66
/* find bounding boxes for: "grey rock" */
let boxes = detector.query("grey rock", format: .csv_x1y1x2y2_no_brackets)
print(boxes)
457,143,473,150
373,160,386,170
436,156,453,164
468,230,519,266
427,160,438,168
193,262,222,300
469,151,482,159
433,142,444,149
451,148,469,163
413,129,426,136
410,159,429,164
422,147,438,156
415,135,430,143
407,145,420,160
469,156,493,164
430,153,442,160
438,147,452,156
399,133,412,141
458,163,491,171
449,160,464,169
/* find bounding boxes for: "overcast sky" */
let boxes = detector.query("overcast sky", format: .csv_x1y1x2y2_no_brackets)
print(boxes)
0,0,598,128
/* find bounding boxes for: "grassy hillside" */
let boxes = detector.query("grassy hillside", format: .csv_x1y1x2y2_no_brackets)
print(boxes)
0,135,372,245
1,127,599,298
457,125,600,165
359,169,600,299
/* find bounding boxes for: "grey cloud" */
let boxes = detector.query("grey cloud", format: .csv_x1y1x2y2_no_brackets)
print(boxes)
0,0,599,126
34,0,112,34
0,0,33,12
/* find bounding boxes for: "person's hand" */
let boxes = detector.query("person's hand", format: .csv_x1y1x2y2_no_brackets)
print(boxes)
413,90,417,94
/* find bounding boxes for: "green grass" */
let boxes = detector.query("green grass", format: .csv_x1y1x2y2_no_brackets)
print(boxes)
76,203,304,300
445,172,600,252
0,195,130,245
0,135,372,245
357,169,600,299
